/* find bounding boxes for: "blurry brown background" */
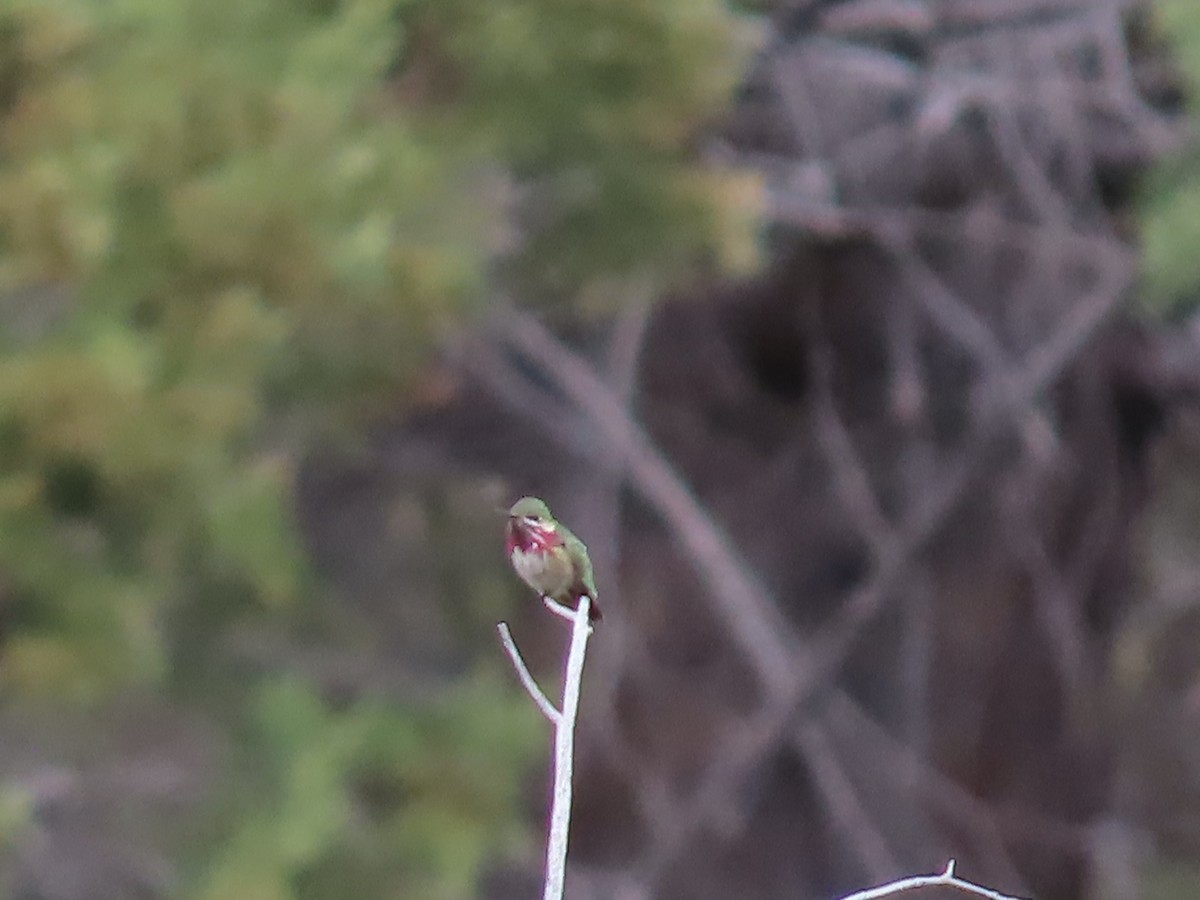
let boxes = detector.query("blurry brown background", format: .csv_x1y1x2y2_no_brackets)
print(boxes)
3,0,1200,898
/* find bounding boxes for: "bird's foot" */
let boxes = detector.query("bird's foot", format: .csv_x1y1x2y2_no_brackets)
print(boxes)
542,596,595,634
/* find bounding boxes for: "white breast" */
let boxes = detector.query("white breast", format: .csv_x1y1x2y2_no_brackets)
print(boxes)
511,547,546,581
511,546,571,596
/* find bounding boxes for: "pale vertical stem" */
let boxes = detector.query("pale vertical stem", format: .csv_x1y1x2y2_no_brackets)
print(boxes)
543,596,592,900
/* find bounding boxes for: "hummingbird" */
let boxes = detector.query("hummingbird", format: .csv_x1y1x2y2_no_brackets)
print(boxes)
505,496,601,622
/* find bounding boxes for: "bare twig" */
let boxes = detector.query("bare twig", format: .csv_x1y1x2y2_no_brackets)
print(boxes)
836,859,1027,900
544,595,593,629
497,621,560,725
497,598,594,900
545,597,593,900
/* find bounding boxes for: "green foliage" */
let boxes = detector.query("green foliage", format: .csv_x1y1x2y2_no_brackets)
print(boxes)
0,0,756,688
1145,860,1200,900
193,673,539,900
1139,0,1200,315
0,0,757,895
419,0,763,288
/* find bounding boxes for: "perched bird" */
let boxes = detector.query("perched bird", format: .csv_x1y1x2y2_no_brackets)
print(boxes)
505,496,601,622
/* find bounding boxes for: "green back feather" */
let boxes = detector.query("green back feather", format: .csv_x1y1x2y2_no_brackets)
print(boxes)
559,524,597,599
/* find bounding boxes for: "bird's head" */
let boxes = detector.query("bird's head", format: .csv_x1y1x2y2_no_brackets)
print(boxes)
506,496,558,553
508,496,552,525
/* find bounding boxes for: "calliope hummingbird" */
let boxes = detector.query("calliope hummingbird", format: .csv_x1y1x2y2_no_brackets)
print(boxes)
505,496,601,622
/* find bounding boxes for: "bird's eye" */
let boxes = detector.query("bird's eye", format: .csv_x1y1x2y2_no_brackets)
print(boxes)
524,516,539,525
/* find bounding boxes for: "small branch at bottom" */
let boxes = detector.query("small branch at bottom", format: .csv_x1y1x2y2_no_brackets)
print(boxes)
837,860,1029,900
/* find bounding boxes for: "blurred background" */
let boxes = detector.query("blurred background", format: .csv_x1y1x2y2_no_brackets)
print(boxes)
2,0,1200,898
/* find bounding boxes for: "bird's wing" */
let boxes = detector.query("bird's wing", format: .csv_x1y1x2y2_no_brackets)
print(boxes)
560,526,598,599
